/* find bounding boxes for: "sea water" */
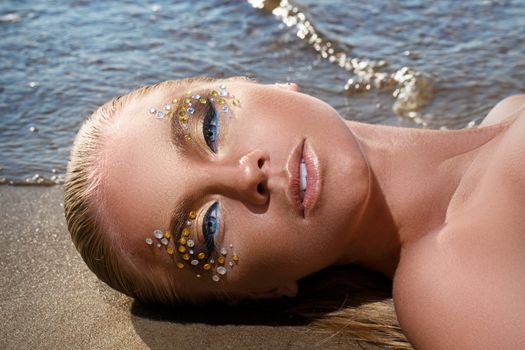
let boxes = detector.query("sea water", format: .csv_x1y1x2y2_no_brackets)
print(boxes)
0,0,523,185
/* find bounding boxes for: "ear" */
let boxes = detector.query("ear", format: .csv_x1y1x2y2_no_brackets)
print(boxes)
274,82,300,92
246,282,299,300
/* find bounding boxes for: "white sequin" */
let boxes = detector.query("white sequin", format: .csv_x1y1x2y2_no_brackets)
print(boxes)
187,240,195,248
163,104,171,111
228,261,234,267
161,238,169,245
155,111,165,119
212,275,220,282
153,230,163,239
186,220,192,226
220,248,227,256
217,266,227,275
149,108,156,114
191,259,199,266
145,238,153,245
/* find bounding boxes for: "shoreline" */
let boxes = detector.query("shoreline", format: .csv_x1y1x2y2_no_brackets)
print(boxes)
0,186,368,350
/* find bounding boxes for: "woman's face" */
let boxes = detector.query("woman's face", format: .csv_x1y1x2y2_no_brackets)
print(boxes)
100,79,370,300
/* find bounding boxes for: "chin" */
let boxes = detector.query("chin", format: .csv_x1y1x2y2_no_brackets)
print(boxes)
310,114,370,243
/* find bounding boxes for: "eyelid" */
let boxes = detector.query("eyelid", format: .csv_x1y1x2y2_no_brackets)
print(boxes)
199,97,221,155
196,201,223,253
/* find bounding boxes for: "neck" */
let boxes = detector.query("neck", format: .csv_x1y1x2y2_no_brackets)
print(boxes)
338,120,507,278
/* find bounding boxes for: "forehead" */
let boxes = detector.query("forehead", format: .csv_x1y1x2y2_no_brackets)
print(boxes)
98,80,245,264
96,79,265,293
99,84,190,258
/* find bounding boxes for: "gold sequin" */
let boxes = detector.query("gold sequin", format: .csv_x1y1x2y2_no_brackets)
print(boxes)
197,252,206,260
211,90,219,97
164,231,172,239
179,115,188,123
184,134,192,141
183,98,191,105
182,228,190,237
176,262,184,269
178,109,186,117
218,98,226,105
188,211,197,220
232,98,240,106
217,256,225,264
178,245,187,253
178,238,187,245
199,97,207,104
182,253,190,261
171,98,178,104
203,263,211,270
167,247,174,255
232,254,239,262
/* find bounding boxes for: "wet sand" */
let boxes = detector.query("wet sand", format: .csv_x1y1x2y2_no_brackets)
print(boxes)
0,186,373,350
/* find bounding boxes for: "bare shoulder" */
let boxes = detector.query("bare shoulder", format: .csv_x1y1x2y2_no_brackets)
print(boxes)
488,108,525,190
479,94,525,127
393,215,525,349
391,96,525,349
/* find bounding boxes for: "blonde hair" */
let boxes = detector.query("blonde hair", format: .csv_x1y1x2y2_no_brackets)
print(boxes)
64,78,411,349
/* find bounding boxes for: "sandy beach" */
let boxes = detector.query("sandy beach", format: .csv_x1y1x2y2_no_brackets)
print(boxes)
0,186,374,350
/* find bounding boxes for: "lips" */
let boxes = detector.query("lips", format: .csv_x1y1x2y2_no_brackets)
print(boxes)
286,139,320,218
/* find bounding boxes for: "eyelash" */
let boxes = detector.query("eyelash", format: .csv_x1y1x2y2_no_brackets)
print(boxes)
202,99,219,153
202,201,219,255
196,94,229,254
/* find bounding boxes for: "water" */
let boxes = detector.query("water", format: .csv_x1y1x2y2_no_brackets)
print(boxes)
1,0,524,185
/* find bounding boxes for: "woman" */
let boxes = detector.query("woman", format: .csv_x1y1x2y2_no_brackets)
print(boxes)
64,77,525,349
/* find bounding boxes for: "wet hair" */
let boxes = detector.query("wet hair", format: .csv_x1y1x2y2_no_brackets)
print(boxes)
64,77,411,349
64,77,221,303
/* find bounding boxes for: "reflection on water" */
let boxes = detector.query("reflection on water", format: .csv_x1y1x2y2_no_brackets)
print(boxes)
249,0,434,116
0,0,524,185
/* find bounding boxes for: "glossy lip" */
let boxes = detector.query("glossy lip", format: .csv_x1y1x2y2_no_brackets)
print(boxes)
302,140,320,218
286,139,320,218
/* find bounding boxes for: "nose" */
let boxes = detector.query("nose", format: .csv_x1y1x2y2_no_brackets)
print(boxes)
209,150,269,206
239,150,269,204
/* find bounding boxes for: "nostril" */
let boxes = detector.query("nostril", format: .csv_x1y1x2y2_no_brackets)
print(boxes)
257,183,265,195
257,158,264,169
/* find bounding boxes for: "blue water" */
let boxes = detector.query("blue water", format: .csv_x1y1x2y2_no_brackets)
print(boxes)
0,0,524,184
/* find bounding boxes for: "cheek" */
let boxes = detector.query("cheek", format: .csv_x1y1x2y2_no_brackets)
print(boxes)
226,209,334,289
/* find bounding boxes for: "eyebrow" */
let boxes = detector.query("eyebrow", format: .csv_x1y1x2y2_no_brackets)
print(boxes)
162,85,221,243
166,95,200,239
169,198,191,243
168,92,207,157
169,106,190,155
